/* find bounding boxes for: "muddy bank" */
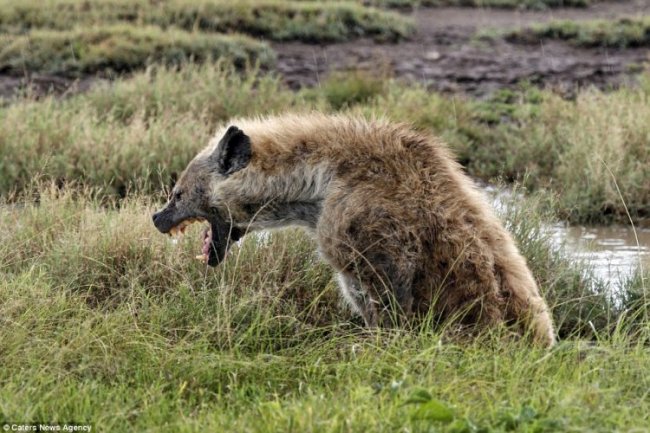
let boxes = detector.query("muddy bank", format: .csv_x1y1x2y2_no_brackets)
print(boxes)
0,74,101,101
275,1,650,95
0,1,648,100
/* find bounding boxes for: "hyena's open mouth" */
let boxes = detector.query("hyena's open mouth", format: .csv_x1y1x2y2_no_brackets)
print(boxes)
165,217,212,264
160,214,241,267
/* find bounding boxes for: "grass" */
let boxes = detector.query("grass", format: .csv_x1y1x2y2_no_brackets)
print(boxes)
0,185,648,431
506,16,650,48
470,84,650,223
0,62,305,197
324,0,596,9
315,70,389,110
1,64,649,224
0,25,275,76
341,75,650,224
0,0,413,43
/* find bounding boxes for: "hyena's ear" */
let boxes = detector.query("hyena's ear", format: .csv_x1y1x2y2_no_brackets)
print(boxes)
212,125,252,175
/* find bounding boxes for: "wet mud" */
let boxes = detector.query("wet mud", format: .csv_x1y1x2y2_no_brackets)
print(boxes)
274,0,650,95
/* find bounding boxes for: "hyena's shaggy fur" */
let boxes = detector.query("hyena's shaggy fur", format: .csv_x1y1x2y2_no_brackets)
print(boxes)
168,113,555,346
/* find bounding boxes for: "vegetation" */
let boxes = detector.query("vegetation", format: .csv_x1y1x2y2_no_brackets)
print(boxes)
0,185,648,431
458,84,650,223
506,16,650,48
0,0,413,43
316,70,389,109
0,63,299,197
2,65,648,224
0,25,274,76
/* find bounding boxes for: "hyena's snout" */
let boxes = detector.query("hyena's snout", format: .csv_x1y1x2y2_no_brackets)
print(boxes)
152,209,163,231
152,205,176,235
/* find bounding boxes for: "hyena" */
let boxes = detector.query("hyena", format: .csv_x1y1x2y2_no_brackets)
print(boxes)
152,113,555,346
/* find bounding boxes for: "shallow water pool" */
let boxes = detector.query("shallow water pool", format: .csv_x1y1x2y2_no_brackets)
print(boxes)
550,224,649,285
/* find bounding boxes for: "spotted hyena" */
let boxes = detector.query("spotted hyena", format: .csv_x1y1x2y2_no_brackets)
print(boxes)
152,113,555,346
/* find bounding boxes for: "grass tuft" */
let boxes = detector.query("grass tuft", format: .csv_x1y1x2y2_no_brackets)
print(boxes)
313,69,388,109
0,25,275,76
333,0,596,10
506,16,650,48
0,0,413,43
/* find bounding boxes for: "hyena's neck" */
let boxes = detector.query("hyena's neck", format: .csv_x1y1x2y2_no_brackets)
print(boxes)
228,162,334,232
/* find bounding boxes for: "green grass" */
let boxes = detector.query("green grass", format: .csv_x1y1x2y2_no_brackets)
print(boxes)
315,70,389,110
0,186,648,431
506,16,650,48
0,25,275,76
0,0,413,43
1,64,649,223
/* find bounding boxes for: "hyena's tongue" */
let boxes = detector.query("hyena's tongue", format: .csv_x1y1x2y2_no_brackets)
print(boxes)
196,227,212,262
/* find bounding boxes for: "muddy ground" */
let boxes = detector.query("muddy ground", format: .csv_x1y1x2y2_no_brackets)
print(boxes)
275,0,650,96
0,0,648,99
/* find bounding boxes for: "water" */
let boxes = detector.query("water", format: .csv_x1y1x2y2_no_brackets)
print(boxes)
485,185,648,287
550,224,650,285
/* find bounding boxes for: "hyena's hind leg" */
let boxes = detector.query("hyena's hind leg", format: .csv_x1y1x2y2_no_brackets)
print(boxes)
497,264,556,347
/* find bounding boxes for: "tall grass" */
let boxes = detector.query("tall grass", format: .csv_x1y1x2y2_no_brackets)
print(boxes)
0,184,641,340
0,185,648,431
355,80,650,224
0,63,307,197
497,86,650,223
1,65,648,223
304,0,596,9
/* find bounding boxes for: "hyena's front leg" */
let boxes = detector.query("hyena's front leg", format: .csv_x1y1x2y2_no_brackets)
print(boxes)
336,272,380,327
336,270,415,328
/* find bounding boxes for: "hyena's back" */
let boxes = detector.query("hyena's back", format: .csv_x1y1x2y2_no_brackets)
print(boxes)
287,117,556,345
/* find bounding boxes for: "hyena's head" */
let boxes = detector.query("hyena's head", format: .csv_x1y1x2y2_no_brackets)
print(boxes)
152,125,251,267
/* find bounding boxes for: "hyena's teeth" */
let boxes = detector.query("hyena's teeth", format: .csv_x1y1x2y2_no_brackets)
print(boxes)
169,218,203,238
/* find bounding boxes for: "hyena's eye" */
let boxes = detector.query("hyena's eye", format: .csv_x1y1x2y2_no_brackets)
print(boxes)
174,190,183,201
